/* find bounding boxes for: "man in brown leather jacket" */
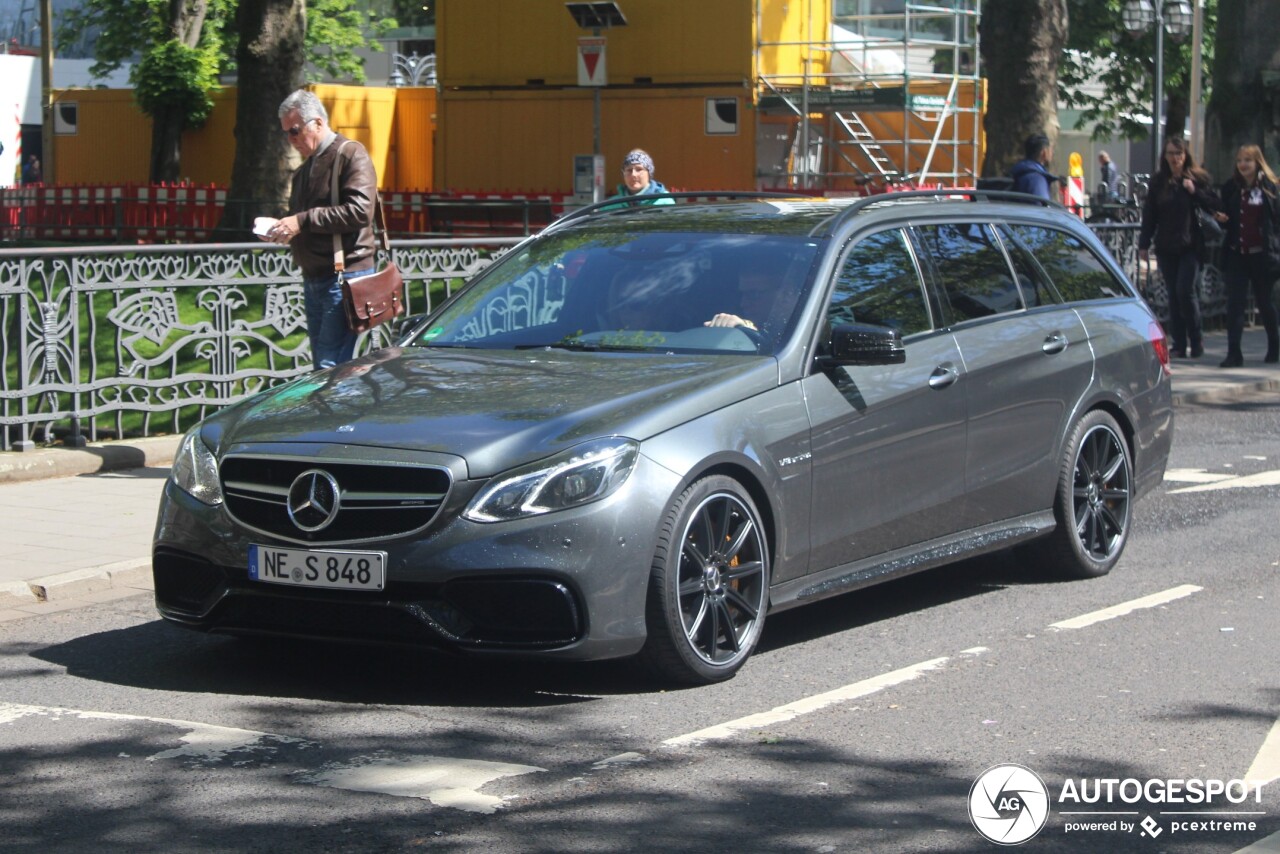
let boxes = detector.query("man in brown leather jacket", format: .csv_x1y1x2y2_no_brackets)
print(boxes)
265,89,378,369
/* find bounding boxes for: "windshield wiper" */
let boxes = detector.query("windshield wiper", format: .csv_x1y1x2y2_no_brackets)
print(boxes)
514,341,655,352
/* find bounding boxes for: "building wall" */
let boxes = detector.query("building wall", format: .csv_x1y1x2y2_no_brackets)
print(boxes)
392,87,437,191
438,0,753,87
49,84,424,189
436,87,754,192
434,0,784,194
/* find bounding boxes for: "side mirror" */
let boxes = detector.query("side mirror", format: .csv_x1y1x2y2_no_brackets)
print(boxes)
393,313,429,344
816,322,906,368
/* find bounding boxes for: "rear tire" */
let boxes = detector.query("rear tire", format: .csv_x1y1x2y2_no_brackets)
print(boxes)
638,475,770,685
1032,410,1133,579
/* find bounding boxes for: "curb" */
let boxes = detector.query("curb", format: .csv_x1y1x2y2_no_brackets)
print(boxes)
0,435,181,485
1171,377,1280,407
0,558,153,610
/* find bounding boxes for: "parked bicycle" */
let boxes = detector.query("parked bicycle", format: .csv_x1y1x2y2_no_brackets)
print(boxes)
1086,171,1148,224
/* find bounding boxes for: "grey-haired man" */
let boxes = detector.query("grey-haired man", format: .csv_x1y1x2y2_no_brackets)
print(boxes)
263,89,378,369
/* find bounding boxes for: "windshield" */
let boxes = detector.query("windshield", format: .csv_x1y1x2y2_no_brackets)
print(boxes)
410,231,821,355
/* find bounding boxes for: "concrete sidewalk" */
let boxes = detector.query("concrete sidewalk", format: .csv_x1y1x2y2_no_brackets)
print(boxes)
0,327,1277,620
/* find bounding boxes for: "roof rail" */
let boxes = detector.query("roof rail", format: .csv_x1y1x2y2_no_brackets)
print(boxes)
814,188,1067,237
544,190,808,234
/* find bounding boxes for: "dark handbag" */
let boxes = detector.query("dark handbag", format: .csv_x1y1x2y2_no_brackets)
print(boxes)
1195,206,1225,246
330,142,405,334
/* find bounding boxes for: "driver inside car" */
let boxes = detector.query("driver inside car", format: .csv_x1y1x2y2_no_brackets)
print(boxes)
704,257,794,335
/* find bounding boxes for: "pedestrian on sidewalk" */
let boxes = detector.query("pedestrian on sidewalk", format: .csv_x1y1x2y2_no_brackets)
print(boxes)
1009,134,1062,201
260,89,378,370
1212,144,1280,367
1139,136,1221,359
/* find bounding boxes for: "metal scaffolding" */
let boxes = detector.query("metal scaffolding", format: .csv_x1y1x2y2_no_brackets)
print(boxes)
756,1,983,192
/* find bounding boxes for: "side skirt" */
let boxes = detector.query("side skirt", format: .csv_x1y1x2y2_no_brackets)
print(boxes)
768,511,1056,612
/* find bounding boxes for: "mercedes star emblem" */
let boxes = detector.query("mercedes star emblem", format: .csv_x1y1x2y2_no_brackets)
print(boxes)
286,469,341,532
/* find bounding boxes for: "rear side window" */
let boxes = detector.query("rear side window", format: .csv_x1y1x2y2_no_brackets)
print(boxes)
997,225,1061,308
830,229,932,336
914,223,1023,321
1008,224,1128,302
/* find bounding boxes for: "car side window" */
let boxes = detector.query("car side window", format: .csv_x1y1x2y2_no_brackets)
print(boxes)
997,225,1062,308
830,229,932,336
1007,224,1128,302
915,222,1024,322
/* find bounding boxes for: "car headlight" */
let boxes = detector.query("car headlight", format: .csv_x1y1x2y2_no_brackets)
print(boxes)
170,429,224,506
464,437,640,523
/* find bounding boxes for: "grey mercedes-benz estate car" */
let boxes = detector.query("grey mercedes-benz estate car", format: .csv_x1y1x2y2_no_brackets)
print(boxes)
153,191,1173,685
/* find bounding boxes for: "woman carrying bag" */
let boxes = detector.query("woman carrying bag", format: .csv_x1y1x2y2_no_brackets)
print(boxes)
1213,144,1280,367
1138,136,1222,359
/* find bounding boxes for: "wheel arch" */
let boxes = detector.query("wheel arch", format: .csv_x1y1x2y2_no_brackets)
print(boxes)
674,459,780,576
1081,396,1138,465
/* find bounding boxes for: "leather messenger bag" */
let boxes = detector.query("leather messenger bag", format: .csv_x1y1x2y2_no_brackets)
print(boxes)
330,142,405,334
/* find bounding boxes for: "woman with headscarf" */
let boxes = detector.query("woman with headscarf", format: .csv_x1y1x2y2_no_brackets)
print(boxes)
610,149,675,206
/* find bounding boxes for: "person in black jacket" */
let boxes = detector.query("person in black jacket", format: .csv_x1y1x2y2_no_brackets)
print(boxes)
1212,144,1280,366
1138,136,1221,359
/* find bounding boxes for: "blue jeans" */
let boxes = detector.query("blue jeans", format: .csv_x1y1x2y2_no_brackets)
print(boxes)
303,268,374,370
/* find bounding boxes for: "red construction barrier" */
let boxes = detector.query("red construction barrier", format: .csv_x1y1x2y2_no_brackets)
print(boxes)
0,184,571,242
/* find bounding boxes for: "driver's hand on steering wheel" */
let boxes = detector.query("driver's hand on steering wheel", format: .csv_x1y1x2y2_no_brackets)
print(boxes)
705,313,755,330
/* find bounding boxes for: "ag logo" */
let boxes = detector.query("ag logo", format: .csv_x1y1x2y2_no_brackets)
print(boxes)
969,763,1050,845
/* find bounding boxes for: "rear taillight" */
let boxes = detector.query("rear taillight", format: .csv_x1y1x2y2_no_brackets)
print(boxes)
1149,321,1171,374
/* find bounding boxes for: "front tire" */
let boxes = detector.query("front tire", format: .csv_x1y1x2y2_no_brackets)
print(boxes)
1034,410,1133,579
638,476,770,685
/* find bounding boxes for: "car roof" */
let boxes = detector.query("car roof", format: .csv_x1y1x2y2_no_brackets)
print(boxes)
547,190,1078,240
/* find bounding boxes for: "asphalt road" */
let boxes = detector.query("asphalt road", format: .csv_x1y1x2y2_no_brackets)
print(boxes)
2,391,1279,854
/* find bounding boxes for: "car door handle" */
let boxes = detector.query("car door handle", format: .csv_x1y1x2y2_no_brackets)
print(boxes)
1042,332,1069,354
928,362,959,389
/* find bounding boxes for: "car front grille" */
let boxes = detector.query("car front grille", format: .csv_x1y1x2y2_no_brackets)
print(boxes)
220,455,451,544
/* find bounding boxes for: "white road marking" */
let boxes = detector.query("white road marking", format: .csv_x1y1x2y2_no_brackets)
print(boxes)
1246,717,1280,788
1169,470,1280,494
662,654,968,747
592,752,646,770
296,754,545,813
0,702,308,762
1049,585,1203,630
1164,468,1240,483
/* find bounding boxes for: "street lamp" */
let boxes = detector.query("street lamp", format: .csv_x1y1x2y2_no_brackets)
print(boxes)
1122,0,1193,171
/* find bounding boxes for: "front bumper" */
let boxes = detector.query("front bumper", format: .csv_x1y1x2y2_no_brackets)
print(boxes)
152,453,679,662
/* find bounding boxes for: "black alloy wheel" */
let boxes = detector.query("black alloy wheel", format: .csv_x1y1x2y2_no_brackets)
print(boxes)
1032,410,1133,579
640,475,770,685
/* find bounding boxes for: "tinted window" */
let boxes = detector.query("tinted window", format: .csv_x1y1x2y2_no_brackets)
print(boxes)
997,225,1061,308
415,232,820,355
1008,225,1127,302
915,222,1023,321
830,229,932,336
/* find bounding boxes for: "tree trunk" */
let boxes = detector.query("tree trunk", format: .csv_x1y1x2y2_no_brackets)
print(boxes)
150,105,184,183
978,0,1069,178
1205,0,1280,182
212,0,306,241
146,0,212,184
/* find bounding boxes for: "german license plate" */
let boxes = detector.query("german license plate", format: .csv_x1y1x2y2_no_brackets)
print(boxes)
248,544,386,591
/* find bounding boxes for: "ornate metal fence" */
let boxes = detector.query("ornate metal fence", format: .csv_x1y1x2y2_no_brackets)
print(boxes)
0,238,522,451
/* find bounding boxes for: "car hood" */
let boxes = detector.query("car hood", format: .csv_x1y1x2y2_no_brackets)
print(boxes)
215,347,778,477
